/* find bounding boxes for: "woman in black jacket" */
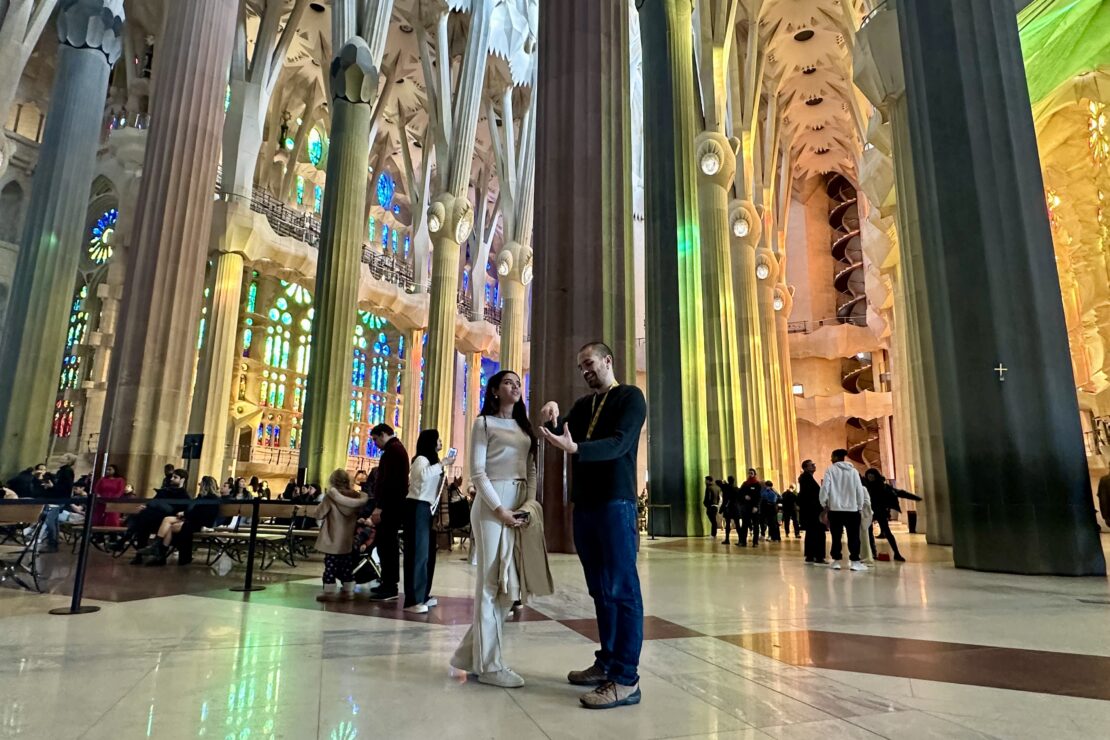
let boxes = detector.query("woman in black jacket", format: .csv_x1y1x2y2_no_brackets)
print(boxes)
863,468,905,562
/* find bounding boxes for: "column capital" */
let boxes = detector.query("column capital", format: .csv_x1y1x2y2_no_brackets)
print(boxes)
728,199,762,248
754,246,779,282
695,131,739,187
496,240,534,286
57,0,125,65
773,284,794,316
331,38,379,105
428,192,475,245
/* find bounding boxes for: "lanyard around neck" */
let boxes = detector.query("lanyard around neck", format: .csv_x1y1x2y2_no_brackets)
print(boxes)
587,383,619,440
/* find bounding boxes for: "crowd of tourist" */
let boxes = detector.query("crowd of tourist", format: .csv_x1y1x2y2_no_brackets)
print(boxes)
704,450,921,569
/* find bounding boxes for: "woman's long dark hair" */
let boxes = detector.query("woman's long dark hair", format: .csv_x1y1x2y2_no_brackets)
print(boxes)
414,429,441,465
480,370,537,459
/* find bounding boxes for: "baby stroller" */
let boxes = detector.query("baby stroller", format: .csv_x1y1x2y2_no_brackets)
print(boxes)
351,505,381,585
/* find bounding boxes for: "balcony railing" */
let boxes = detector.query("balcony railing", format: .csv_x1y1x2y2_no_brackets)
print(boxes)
788,316,868,334
211,172,501,326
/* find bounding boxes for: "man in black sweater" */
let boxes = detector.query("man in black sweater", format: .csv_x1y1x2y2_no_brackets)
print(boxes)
541,341,647,711
368,423,409,601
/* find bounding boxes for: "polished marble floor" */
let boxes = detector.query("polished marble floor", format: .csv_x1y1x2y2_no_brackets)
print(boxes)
2,529,1110,739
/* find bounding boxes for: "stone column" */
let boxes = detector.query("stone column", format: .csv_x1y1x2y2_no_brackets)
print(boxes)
897,0,1105,575
102,0,235,494
534,0,637,550
299,41,376,481
639,0,710,535
463,350,481,481
187,246,244,481
421,0,492,440
856,2,950,543
399,327,424,448
754,246,784,484
497,241,532,375
0,0,123,480
774,284,800,482
695,132,743,480
730,200,770,476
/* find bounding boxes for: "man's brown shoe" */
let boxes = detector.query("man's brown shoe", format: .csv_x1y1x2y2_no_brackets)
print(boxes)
580,681,641,709
567,663,608,686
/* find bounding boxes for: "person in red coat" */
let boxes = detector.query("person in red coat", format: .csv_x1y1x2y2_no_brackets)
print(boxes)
92,465,128,526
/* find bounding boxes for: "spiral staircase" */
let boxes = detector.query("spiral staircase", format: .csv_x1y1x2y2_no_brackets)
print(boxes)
828,174,866,326
829,173,881,472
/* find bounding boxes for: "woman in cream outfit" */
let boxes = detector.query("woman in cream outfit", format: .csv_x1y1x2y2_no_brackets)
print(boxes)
451,370,537,689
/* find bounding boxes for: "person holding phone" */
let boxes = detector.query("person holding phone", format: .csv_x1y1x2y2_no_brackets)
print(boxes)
540,341,647,710
451,370,537,689
403,429,455,613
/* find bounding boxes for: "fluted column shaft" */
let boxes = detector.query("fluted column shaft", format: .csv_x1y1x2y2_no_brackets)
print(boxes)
774,286,800,484
695,133,742,479
463,350,481,480
730,203,770,476
187,247,244,481
103,0,235,493
399,328,424,448
300,40,376,481
0,0,123,479
755,251,783,484
898,0,1103,574
534,0,636,550
640,0,709,534
500,276,527,374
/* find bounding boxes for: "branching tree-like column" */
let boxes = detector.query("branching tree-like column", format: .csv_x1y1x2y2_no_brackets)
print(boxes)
0,0,123,479
102,0,237,493
189,0,310,481
299,38,380,480
489,84,537,375
418,0,492,438
692,0,744,484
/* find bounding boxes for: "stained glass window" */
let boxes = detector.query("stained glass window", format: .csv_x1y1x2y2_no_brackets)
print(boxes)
381,224,390,251
224,84,231,112
296,176,305,205
307,128,325,167
196,287,210,350
57,285,89,392
368,216,376,241
281,280,312,306
52,400,75,438
392,229,399,255
246,281,258,312
404,234,411,259
313,185,323,214
376,171,395,209
88,208,118,265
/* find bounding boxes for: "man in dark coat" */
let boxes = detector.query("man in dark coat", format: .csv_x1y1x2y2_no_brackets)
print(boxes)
368,424,409,601
798,459,826,564
738,469,763,546
703,476,720,538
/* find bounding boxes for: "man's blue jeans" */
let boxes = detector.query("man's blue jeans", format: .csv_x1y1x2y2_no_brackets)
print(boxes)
573,498,643,686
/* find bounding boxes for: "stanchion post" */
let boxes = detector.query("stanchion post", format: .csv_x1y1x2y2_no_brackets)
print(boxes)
230,497,264,593
50,451,103,615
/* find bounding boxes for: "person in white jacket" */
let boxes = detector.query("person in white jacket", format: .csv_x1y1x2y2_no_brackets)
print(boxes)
403,428,455,614
818,449,869,571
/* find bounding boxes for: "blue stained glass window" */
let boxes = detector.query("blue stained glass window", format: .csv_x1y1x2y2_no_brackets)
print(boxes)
376,171,395,209
404,234,411,259
88,208,118,264
381,224,389,250
246,282,258,312
368,216,376,241
307,128,324,167
463,270,470,293
225,84,231,112
296,176,305,205
313,185,323,214
392,229,398,254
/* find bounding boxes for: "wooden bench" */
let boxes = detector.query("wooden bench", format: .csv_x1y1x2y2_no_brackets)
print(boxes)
193,503,286,570
251,502,321,565
0,504,46,591
62,499,150,556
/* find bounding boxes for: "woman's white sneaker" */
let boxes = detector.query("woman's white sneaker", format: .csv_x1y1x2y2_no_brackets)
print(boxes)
478,669,525,688
404,603,429,614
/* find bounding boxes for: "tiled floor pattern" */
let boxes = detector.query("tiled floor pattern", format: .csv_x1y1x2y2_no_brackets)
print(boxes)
2,530,1110,739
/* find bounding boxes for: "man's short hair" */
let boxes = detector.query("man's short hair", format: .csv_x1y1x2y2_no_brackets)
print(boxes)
802,459,813,468
831,449,848,462
172,468,188,480
164,464,175,473
370,424,394,438
704,476,713,482
577,341,614,361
